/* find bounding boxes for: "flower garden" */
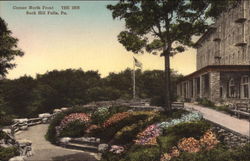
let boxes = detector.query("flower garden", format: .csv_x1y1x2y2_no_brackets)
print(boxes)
46,105,250,161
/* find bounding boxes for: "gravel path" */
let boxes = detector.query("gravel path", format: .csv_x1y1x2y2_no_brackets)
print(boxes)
185,103,250,137
15,124,98,161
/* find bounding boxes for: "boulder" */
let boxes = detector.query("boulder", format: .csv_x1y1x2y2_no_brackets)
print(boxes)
61,107,69,111
17,139,32,147
98,144,109,153
38,113,51,118
19,126,28,131
42,118,48,124
9,156,27,161
59,137,71,144
2,128,12,135
53,109,62,113
14,119,28,124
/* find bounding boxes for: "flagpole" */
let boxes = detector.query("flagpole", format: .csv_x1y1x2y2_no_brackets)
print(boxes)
133,57,136,100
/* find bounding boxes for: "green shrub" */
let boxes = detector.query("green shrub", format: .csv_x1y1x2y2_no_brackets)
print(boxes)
46,112,66,144
172,144,250,161
46,106,93,144
157,135,180,153
0,147,19,161
124,145,160,161
108,106,132,115
91,106,110,125
91,113,149,142
0,131,9,140
59,120,87,137
113,112,158,144
0,115,15,127
165,121,211,139
197,98,215,107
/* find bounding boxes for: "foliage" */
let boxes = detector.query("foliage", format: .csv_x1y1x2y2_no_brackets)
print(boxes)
91,106,110,125
0,130,8,140
0,68,182,119
171,143,250,161
91,112,150,142
103,112,131,128
157,121,211,154
197,98,215,107
107,0,236,109
165,121,211,139
158,112,203,130
59,120,87,137
46,106,92,144
135,124,161,145
0,146,19,161
56,113,91,137
0,17,24,77
114,111,158,144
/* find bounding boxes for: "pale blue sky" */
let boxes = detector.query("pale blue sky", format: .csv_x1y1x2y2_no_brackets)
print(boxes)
0,1,197,79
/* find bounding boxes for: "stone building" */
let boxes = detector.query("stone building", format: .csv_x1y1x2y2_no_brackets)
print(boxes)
177,0,250,104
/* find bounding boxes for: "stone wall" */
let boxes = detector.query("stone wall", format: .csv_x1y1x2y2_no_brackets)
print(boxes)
197,0,250,70
0,107,70,161
211,123,249,148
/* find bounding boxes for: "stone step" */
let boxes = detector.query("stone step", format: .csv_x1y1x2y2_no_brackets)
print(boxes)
70,139,100,146
65,143,98,153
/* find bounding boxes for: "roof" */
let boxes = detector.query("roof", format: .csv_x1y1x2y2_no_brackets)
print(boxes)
194,25,217,48
178,65,250,82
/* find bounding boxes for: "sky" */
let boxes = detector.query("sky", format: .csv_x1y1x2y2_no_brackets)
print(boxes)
0,1,197,79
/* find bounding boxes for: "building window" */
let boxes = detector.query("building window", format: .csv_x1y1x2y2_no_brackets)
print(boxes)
241,76,249,99
229,78,236,98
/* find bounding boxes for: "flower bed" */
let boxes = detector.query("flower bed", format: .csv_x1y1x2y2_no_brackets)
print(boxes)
103,112,131,128
158,112,202,130
56,113,91,137
160,130,219,161
134,112,202,145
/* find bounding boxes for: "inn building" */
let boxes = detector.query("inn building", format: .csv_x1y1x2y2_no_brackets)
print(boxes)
177,0,250,104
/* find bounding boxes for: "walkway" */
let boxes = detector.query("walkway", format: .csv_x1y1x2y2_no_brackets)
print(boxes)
185,103,250,137
15,124,98,161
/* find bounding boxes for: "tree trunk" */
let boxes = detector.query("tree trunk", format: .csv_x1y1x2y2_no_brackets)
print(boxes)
164,49,172,111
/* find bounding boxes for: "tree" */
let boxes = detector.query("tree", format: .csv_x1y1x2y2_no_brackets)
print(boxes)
107,0,238,110
0,17,24,77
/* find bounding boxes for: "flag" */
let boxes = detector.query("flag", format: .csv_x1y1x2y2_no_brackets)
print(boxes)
133,57,142,68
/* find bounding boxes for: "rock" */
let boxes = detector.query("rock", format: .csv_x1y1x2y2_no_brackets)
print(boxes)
98,144,109,153
9,156,27,161
96,138,101,143
1,143,14,148
2,129,12,135
61,107,69,111
38,113,51,118
42,118,48,124
17,139,32,147
20,125,28,131
218,129,225,133
127,109,134,113
14,119,28,124
53,109,62,113
59,137,71,144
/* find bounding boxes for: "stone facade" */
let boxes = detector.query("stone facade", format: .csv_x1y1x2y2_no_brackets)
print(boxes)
177,0,250,104
196,0,250,70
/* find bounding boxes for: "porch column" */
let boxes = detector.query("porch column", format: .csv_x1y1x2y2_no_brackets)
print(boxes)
193,78,196,99
200,75,203,98
210,72,220,102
